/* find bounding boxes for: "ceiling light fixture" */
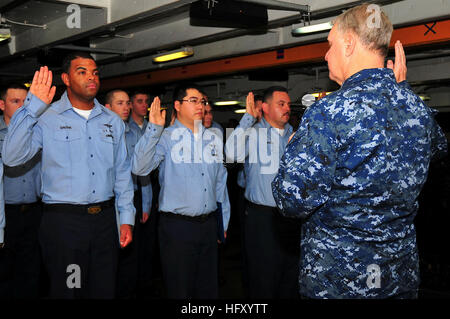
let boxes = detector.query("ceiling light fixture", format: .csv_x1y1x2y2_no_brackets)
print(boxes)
152,46,194,63
0,28,11,42
214,101,240,106
234,109,247,114
292,21,333,35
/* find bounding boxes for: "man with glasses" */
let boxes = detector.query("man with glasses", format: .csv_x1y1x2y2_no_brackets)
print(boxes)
225,86,301,298
132,83,230,298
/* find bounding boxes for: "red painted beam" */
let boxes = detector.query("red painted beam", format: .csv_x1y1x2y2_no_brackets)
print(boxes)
100,19,450,91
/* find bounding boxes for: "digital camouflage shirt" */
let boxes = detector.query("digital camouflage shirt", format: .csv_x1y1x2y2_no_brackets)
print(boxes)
272,68,448,298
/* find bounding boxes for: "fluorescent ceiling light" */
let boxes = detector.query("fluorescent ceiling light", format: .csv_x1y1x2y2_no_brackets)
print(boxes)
153,46,194,63
292,22,332,35
234,109,247,114
214,101,240,106
419,95,430,101
0,28,11,42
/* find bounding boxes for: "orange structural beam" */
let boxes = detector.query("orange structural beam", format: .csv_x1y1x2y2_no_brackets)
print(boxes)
101,19,450,90
392,19,450,47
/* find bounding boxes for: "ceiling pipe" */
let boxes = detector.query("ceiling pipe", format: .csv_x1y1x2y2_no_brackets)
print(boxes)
53,44,124,55
238,0,309,12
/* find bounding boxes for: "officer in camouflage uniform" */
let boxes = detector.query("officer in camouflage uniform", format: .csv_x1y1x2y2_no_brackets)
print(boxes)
272,3,447,298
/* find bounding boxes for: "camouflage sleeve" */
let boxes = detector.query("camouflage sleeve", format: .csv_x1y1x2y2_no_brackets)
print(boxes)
399,81,448,160
398,80,411,90
429,111,448,161
272,103,336,219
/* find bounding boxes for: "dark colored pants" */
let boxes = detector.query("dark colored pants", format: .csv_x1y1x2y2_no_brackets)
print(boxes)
237,187,249,297
39,200,119,299
0,202,42,299
137,189,160,295
244,201,301,299
158,211,218,299
116,191,142,299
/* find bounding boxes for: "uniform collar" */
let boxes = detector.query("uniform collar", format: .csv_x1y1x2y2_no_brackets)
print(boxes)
342,68,396,89
260,115,293,135
54,91,104,118
172,119,207,137
128,116,147,129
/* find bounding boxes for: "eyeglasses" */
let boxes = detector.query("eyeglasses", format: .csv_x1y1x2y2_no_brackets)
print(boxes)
180,97,208,106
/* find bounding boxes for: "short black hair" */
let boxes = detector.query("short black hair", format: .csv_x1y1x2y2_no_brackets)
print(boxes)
61,51,96,74
262,86,288,103
0,83,28,101
105,89,128,105
130,90,150,102
254,94,263,102
172,83,203,102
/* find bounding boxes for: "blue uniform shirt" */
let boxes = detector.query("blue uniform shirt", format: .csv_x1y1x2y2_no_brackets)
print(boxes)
132,119,230,231
225,113,293,207
272,68,448,298
1,91,136,226
0,164,4,243
125,117,153,214
0,117,41,204
210,121,224,135
237,168,246,189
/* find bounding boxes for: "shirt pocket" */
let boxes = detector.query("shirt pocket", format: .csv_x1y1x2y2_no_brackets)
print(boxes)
98,126,118,167
53,129,82,142
52,129,82,163
50,129,82,195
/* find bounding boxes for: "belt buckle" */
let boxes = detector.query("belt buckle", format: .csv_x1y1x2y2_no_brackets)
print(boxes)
87,205,102,215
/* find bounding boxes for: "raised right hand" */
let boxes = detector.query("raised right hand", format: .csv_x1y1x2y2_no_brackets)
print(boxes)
387,40,407,83
29,66,56,105
246,92,261,120
149,96,166,126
